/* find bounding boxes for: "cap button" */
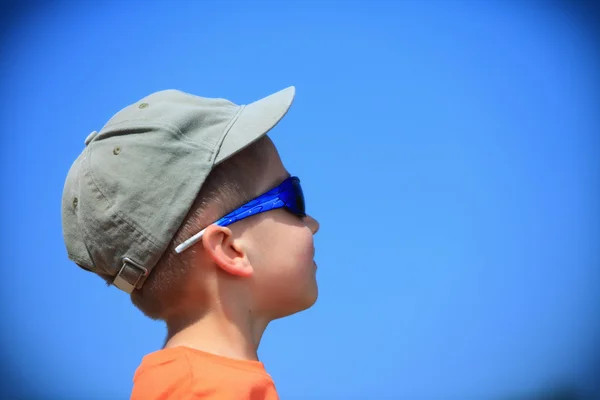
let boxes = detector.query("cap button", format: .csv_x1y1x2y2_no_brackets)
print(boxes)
84,130,99,146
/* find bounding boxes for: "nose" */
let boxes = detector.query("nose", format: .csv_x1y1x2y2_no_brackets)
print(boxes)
304,214,320,235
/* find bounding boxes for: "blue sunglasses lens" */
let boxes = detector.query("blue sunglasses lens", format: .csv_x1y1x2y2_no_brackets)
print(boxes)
286,177,305,216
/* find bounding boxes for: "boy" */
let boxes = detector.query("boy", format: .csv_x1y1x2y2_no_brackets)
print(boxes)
61,86,320,399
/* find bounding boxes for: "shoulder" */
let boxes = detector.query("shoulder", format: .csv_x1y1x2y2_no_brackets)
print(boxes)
131,347,280,400
131,347,194,400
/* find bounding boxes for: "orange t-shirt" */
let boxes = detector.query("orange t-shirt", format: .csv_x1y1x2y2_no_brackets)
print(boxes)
131,347,279,400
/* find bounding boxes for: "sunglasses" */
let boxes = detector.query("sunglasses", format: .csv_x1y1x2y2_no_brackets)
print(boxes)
175,176,306,254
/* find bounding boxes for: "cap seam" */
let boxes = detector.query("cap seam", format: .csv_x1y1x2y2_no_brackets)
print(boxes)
86,143,162,256
72,149,101,271
73,228,100,272
212,105,246,164
101,119,216,150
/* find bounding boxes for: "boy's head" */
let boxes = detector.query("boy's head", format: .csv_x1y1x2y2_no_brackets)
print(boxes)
61,87,319,325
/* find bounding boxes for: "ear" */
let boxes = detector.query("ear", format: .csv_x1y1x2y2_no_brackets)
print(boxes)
201,224,253,278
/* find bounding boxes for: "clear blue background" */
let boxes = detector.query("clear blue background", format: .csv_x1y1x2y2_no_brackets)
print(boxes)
1,1,599,399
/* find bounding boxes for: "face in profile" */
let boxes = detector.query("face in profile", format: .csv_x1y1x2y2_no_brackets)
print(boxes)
235,139,320,319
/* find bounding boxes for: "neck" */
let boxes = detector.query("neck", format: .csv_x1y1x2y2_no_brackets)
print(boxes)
164,304,270,362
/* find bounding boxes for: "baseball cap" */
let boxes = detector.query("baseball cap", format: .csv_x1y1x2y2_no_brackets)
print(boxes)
61,86,296,294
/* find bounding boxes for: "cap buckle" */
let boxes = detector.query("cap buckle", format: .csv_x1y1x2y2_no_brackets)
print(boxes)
113,257,148,294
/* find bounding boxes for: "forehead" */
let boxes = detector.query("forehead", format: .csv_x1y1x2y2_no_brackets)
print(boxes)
261,137,289,185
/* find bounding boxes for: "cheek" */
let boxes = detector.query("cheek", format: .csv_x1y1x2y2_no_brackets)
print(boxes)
252,225,315,280
247,223,318,315
277,229,314,268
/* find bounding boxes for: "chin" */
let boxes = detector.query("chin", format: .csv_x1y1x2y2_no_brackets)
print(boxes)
272,289,318,320
296,286,319,313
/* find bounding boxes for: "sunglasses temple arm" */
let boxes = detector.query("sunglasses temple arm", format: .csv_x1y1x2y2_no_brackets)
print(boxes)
174,227,207,254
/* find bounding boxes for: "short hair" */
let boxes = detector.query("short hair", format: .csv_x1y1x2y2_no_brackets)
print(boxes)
128,136,272,320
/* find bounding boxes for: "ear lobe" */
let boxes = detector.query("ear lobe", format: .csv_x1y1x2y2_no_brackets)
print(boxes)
201,225,253,278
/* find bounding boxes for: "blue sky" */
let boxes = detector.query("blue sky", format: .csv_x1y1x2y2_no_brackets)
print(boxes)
1,1,599,399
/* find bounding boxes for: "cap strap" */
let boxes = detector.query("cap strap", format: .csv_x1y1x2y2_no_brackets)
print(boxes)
113,258,148,294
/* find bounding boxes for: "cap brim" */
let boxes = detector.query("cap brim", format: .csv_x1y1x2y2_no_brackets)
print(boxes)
214,86,295,164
